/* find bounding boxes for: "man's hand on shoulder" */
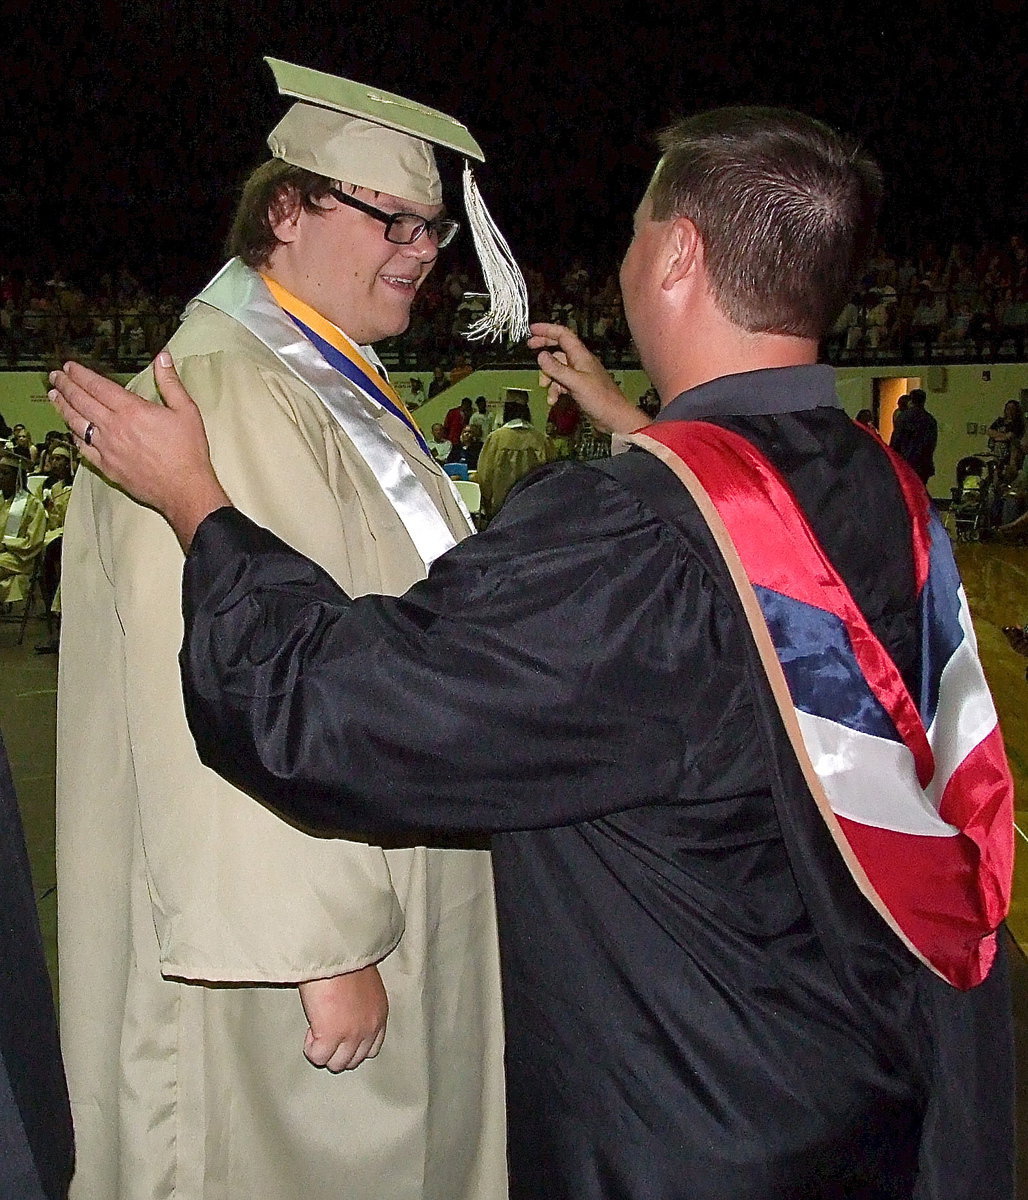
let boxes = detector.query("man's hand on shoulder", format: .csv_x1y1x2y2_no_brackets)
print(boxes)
49,352,231,552
298,964,388,1072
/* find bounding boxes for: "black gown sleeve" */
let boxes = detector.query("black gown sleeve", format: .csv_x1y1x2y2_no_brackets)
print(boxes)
180,462,748,836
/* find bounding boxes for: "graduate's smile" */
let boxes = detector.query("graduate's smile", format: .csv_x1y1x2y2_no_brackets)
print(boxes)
379,272,421,294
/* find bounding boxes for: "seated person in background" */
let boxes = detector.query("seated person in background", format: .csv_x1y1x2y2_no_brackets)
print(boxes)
827,296,860,353
447,423,482,472
449,354,473,385
998,286,1028,356
9,428,37,467
427,364,449,397
998,440,1028,534
937,297,973,348
862,290,893,349
0,450,46,605
908,286,945,345
36,442,76,630
405,377,425,409
425,422,452,463
35,430,70,475
452,296,487,340
42,444,75,532
476,399,555,519
988,399,1025,473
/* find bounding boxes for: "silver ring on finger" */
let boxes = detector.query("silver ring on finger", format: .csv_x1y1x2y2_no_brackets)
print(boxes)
83,422,96,447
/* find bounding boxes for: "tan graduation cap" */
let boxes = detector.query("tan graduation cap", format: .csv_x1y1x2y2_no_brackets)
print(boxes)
265,57,528,342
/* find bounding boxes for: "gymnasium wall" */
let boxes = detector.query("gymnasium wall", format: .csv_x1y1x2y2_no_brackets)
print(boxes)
0,371,134,441
4,362,1025,500
834,363,1028,497
407,363,1028,497
396,369,652,436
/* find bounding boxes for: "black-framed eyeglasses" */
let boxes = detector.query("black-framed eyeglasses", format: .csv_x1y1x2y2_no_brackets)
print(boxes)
328,188,460,248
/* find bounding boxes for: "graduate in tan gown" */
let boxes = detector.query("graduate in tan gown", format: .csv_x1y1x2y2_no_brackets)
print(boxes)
477,400,556,518
56,58,527,1200
0,450,46,605
41,444,75,532
53,105,1015,1200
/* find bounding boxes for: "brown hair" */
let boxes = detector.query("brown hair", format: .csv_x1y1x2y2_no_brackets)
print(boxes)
225,160,337,268
648,107,883,340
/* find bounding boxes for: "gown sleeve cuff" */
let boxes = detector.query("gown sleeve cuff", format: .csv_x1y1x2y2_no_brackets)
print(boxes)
183,506,304,621
188,505,266,565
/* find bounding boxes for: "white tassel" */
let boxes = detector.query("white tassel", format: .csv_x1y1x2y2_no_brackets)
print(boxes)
462,164,530,343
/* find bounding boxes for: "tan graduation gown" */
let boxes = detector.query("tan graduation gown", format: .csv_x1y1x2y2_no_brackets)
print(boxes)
44,479,72,532
56,302,507,1200
0,489,45,603
476,422,556,517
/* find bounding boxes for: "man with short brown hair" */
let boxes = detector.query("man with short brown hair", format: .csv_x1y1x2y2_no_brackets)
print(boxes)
646,107,882,338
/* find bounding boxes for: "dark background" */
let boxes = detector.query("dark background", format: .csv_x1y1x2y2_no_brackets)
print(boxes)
5,0,1027,296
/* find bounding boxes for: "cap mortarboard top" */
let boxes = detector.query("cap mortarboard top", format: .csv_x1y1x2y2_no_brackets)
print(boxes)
266,57,484,162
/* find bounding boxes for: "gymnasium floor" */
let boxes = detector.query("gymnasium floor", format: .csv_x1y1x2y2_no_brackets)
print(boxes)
955,541,1028,948
0,537,1025,1185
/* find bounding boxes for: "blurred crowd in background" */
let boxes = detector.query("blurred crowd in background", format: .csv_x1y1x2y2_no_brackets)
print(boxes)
3,232,1028,376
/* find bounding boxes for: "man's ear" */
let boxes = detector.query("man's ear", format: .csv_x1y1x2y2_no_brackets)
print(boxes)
269,188,304,245
662,217,703,291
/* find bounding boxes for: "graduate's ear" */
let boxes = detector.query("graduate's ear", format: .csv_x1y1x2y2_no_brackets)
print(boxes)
268,185,304,245
661,217,703,291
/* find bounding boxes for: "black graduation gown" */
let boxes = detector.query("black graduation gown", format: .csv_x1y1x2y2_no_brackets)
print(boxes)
0,734,74,1199
179,365,1013,1200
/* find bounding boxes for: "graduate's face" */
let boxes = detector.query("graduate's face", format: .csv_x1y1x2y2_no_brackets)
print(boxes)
269,185,442,344
0,466,17,499
49,455,72,480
